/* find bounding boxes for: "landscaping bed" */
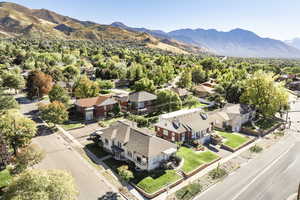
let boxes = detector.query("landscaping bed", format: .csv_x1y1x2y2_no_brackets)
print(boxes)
84,143,110,158
176,147,219,175
255,118,281,130
0,168,12,188
61,123,85,131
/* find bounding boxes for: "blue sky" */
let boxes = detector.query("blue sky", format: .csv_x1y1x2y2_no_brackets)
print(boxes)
5,0,300,40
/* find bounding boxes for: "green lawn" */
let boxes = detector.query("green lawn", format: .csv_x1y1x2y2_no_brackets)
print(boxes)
0,169,12,188
85,143,109,158
104,158,181,194
137,170,181,194
61,123,85,131
183,102,207,109
216,130,250,149
176,147,219,174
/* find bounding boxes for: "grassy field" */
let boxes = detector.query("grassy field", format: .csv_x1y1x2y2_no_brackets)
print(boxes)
0,169,12,188
61,123,85,131
137,170,181,194
216,130,250,149
177,147,219,174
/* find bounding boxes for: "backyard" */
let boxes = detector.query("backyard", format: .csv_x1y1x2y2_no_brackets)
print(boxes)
104,158,182,194
0,168,12,188
216,130,250,149
176,147,219,174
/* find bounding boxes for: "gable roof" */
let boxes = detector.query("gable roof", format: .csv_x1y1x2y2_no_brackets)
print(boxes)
156,109,214,133
100,120,176,158
193,85,215,93
170,87,191,97
75,96,117,108
129,91,157,102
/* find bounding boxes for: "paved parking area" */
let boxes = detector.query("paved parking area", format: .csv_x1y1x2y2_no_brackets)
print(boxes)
68,123,102,145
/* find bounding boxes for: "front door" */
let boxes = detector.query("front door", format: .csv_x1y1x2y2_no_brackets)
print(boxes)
85,109,94,121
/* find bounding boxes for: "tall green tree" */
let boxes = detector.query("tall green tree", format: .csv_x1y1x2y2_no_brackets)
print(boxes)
177,70,192,89
73,76,100,98
0,110,37,155
156,90,182,112
49,85,70,105
241,70,289,117
1,72,25,93
133,78,156,93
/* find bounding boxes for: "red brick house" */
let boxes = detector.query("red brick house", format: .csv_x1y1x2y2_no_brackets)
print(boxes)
155,109,215,144
75,96,118,121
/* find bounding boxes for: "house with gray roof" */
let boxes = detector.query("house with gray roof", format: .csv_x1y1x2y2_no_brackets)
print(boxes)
128,91,157,114
155,108,215,144
209,104,255,132
98,120,177,171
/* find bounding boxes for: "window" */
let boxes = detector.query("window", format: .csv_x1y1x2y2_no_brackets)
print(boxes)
105,139,108,145
138,102,145,109
136,156,141,164
163,129,169,136
127,151,132,158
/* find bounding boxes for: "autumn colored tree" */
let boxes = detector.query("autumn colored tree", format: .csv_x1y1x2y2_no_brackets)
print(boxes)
26,71,53,99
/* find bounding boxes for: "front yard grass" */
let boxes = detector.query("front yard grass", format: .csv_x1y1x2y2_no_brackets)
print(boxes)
216,130,250,149
104,158,181,194
98,117,124,128
0,168,12,188
136,170,181,194
176,147,219,174
61,123,85,131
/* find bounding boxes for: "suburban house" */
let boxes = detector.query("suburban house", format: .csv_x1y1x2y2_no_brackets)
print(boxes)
201,79,217,88
210,104,255,132
155,108,215,144
127,91,157,114
170,87,192,99
75,96,118,121
98,120,177,171
193,85,215,98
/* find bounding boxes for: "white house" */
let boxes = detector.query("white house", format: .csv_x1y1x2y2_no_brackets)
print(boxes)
98,120,177,171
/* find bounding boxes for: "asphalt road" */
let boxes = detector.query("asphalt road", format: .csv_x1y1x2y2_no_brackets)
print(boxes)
196,100,300,200
17,94,114,200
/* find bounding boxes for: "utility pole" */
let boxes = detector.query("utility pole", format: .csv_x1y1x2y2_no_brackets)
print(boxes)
297,183,300,200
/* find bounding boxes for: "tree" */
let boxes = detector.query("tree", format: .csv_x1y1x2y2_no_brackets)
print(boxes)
49,85,70,105
184,95,200,108
39,101,69,125
63,65,80,83
13,144,45,174
133,77,156,93
1,72,25,93
117,165,134,182
156,90,182,112
4,169,78,200
112,103,121,116
177,70,192,89
0,110,37,155
97,80,115,90
191,66,207,84
73,76,100,98
241,70,289,117
26,71,53,99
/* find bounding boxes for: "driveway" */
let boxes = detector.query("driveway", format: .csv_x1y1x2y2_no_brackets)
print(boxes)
17,94,115,200
68,123,102,146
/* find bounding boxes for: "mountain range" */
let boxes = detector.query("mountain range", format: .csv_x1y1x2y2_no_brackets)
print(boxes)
0,2,299,58
285,38,300,50
111,22,300,58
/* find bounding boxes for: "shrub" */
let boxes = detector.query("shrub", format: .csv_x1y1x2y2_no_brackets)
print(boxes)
175,183,202,200
117,165,134,182
250,145,263,153
209,165,227,180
